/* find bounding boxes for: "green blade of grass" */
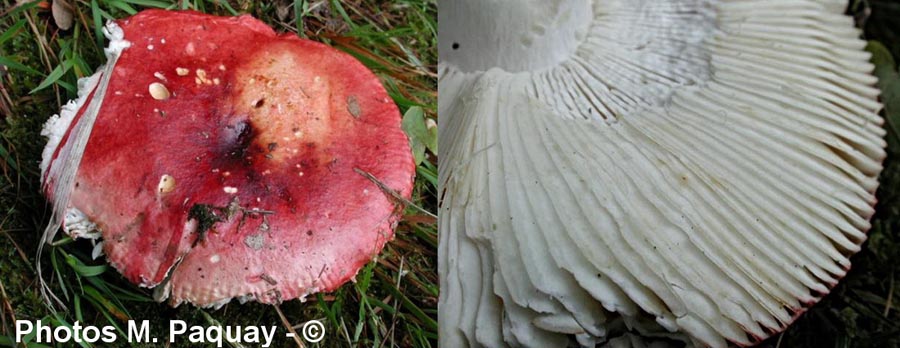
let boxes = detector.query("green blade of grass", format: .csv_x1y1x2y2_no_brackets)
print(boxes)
209,0,239,16
74,293,84,322
29,59,74,94
0,19,26,46
50,247,71,301
82,284,130,322
46,315,92,348
0,140,21,172
0,335,53,348
106,0,139,15
329,0,356,30
119,0,176,8
91,0,105,49
64,252,108,277
318,293,337,325
416,161,437,188
375,270,437,332
293,0,308,37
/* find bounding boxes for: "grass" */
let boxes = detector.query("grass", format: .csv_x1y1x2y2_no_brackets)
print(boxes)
0,0,436,347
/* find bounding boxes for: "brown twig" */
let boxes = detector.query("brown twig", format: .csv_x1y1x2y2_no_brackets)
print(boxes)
353,167,435,219
0,277,18,340
274,304,305,348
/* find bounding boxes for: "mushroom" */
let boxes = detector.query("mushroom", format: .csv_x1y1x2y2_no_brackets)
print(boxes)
40,10,414,307
439,0,885,347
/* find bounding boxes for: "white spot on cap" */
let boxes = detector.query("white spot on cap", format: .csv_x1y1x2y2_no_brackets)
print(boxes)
218,64,226,71
153,72,166,81
148,82,170,100
147,44,154,50
210,255,221,263
185,42,196,55
244,234,264,250
224,186,238,194
160,38,166,44
195,69,213,85
158,174,176,193
176,67,189,76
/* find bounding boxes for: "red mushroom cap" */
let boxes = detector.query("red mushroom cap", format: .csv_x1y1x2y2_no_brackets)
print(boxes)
43,10,415,306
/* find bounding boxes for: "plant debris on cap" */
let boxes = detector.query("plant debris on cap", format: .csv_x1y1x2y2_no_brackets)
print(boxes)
41,10,415,307
438,0,885,347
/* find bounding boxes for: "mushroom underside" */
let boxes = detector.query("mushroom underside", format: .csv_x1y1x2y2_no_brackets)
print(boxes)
438,0,885,347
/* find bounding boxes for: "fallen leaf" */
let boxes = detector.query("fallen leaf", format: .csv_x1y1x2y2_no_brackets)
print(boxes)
51,0,73,30
402,106,434,165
